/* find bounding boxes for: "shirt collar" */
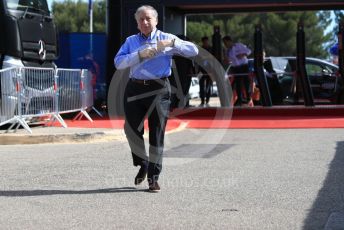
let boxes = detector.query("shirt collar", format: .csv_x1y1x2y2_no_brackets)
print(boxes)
140,28,158,41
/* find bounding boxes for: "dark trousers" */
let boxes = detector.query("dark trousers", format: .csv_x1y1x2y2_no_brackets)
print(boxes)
231,64,250,105
199,75,212,104
123,78,171,184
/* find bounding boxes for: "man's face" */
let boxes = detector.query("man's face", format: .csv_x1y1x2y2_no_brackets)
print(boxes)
137,9,157,36
223,40,232,48
202,39,209,46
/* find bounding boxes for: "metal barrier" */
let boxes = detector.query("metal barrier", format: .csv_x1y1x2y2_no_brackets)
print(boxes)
0,67,34,132
0,67,96,133
56,68,101,122
20,67,56,116
56,68,83,113
74,69,102,120
0,67,19,124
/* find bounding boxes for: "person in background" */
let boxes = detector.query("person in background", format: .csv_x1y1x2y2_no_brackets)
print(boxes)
223,35,254,107
330,43,339,65
114,5,198,192
261,50,283,105
199,36,213,106
170,35,196,109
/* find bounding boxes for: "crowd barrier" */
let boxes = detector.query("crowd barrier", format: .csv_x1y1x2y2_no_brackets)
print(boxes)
0,67,97,133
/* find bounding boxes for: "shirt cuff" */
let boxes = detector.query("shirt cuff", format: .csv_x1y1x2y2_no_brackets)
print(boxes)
173,38,181,50
132,51,141,65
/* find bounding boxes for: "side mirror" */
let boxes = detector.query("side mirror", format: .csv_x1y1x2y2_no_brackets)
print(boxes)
322,69,330,74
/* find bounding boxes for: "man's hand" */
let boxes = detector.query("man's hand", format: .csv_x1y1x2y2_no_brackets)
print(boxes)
157,39,175,52
138,47,158,59
236,53,247,59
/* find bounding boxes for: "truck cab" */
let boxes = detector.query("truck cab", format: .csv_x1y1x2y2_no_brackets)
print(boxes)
0,0,58,69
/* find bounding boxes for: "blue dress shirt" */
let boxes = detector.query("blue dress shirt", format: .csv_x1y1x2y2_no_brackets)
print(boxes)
114,29,198,80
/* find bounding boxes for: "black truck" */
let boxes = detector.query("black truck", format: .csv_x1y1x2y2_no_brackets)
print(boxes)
0,0,58,69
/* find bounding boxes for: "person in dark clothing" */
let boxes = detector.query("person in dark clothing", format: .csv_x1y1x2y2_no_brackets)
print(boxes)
263,56,283,105
170,35,196,109
199,36,213,106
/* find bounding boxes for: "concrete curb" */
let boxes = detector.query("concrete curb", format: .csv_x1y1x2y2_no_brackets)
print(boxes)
0,128,125,145
0,121,187,145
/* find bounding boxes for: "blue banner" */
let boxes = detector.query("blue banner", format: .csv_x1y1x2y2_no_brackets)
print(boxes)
55,33,107,104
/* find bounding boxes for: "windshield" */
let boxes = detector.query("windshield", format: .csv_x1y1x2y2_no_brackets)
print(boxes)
5,0,50,14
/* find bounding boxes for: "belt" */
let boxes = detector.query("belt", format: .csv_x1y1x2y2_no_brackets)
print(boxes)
130,77,168,85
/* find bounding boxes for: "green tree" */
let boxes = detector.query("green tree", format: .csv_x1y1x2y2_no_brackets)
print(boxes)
187,11,332,58
52,0,105,33
186,21,213,46
93,1,106,32
334,10,344,33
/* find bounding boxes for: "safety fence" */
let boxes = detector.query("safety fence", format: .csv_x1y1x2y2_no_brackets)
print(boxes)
0,67,98,133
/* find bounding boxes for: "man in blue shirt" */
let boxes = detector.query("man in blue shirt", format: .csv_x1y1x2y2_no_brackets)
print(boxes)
114,5,198,192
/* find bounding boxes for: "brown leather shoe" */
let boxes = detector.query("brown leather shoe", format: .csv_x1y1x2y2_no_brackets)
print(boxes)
148,182,161,193
134,165,148,185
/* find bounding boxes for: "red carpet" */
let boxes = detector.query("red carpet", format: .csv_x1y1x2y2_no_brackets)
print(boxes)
54,106,344,130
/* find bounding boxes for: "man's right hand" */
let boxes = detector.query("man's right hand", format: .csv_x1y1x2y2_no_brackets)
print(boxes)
138,47,157,59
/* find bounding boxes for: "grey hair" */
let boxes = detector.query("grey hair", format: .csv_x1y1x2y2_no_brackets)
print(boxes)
135,5,158,21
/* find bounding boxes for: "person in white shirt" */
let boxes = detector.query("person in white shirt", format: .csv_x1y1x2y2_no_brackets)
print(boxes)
223,35,254,107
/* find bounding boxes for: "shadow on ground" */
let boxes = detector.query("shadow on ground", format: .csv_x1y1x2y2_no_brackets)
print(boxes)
0,187,147,197
303,141,344,229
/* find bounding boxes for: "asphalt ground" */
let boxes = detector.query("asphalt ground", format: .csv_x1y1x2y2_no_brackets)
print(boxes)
0,127,344,229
